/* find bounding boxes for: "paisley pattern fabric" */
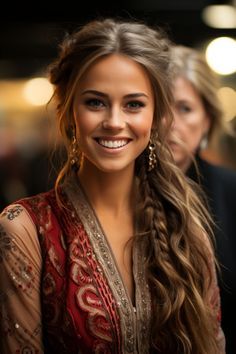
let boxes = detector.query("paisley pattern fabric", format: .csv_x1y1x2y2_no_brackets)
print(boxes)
0,174,151,353
0,173,225,353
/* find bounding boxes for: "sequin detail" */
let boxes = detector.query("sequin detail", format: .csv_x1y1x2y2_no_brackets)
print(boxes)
65,174,152,353
0,224,13,262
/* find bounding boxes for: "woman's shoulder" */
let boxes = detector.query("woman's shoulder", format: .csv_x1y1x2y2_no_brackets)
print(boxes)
0,189,56,235
11,189,58,219
16,188,57,209
0,201,41,261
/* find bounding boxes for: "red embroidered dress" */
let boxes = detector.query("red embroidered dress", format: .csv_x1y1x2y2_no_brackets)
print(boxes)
0,174,225,353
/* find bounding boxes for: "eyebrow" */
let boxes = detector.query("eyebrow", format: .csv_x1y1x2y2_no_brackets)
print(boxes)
176,99,192,104
81,89,149,99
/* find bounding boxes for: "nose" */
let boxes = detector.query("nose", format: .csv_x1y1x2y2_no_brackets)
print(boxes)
170,108,180,131
102,107,126,130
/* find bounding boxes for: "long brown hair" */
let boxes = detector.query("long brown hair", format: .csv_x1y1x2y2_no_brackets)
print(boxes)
48,18,219,353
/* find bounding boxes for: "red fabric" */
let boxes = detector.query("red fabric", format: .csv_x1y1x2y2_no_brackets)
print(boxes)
19,189,121,354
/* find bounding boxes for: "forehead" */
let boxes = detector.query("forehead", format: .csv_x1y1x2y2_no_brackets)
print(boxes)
173,76,200,100
76,54,153,94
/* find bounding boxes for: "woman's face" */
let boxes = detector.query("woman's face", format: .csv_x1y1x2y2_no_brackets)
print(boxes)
73,54,154,175
169,76,210,171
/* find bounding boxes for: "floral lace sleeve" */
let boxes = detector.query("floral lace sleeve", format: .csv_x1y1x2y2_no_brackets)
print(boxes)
0,204,43,354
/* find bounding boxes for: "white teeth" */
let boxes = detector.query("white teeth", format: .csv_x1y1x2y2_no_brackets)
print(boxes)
98,139,128,149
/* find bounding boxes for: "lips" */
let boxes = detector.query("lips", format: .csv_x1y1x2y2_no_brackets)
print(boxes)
95,138,131,149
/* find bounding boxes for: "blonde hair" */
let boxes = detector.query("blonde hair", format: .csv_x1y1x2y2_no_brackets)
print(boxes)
48,18,219,353
169,45,226,142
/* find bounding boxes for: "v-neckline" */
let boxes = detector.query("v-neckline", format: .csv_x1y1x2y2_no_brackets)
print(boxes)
86,206,136,308
73,175,135,308
63,172,152,354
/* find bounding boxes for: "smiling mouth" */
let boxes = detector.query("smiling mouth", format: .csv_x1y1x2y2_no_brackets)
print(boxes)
95,138,130,149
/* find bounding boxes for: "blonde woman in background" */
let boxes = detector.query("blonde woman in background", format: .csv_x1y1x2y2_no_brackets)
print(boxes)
169,45,236,354
0,19,225,353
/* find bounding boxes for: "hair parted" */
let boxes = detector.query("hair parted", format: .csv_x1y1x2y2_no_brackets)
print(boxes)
48,18,219,353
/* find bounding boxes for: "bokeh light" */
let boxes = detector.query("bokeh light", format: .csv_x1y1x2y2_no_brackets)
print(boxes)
202,5,236,29
23,78,53,106
205,37,236,75
218,87,236,122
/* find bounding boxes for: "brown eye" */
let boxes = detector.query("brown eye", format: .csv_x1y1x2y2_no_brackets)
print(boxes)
85,98,105,109
126,101,145,110
178,104,191,113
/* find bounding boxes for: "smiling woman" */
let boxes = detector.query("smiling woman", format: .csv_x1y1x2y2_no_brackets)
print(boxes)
0,18,225,354
73,54,154,175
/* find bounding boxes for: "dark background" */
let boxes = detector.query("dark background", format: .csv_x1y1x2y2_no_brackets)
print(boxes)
0,4,235,354
1,0,236,79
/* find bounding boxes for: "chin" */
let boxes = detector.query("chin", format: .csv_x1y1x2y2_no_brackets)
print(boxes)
95,161,134,174
172,153,185,166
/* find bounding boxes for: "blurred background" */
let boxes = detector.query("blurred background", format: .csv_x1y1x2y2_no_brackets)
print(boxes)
0,0,236,210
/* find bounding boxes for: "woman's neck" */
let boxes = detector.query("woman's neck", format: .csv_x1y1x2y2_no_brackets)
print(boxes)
78,160,136,216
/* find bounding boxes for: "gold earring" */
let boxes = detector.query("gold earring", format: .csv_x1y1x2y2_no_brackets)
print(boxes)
148,139,157,171
70,135,79,166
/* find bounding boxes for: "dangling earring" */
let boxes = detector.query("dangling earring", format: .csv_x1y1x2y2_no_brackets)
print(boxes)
148,138,157,171
199,134,208,150
70,135,79,166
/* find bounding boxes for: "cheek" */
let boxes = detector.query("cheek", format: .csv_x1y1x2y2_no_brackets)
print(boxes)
179,112,205,136
132,112,153,137
186,121,201,135
74,110,98,137
181,124,202,152
182,121,205,154
185,117,206,138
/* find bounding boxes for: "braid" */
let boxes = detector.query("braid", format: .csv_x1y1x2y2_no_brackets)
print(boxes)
48,17,220,352
135,148,218,353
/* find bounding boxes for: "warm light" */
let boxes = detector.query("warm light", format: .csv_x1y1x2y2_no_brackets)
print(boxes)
218,87,236,122
23,78,53,106
205,37,236,75
202,5,236,29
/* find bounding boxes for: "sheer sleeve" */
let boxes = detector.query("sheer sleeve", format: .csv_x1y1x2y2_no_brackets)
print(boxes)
0,204,43,353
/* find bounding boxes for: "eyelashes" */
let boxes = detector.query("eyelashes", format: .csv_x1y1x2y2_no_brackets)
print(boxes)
85,98,105,109
126,101,145,110
84,98,146,111
175,102,192,114
179,105,192,113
